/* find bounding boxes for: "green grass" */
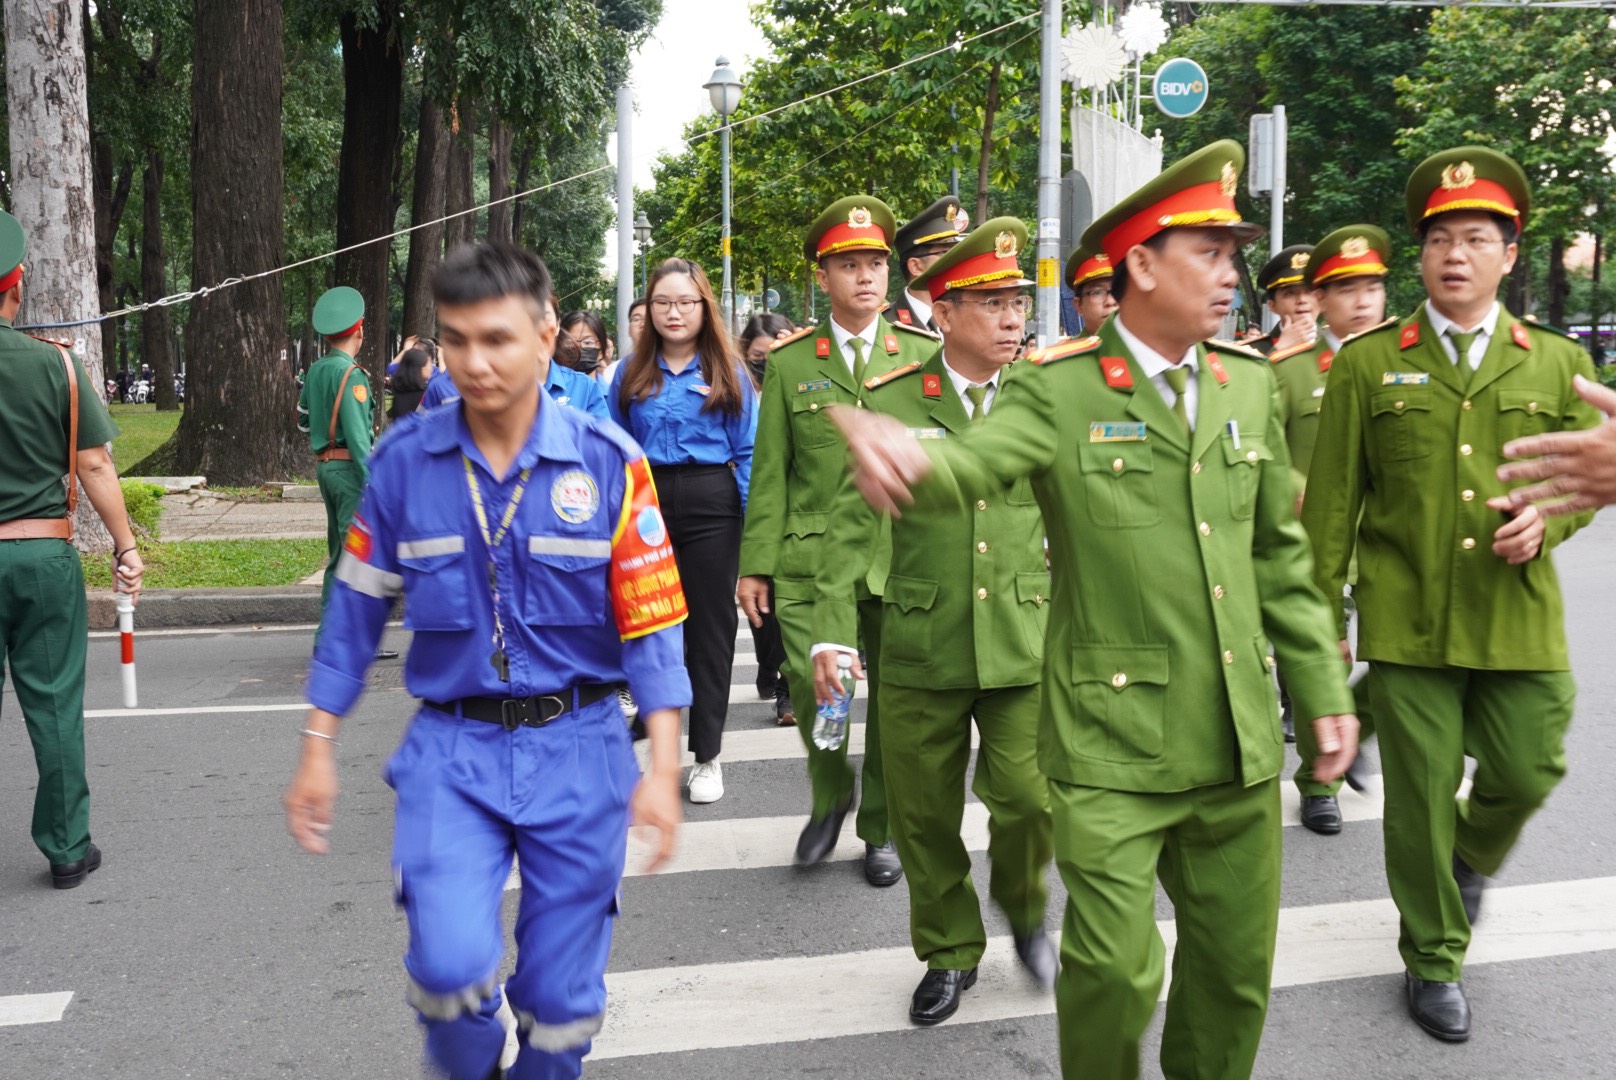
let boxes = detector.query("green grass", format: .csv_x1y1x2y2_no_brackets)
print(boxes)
109,404,182,472
82,538,327,590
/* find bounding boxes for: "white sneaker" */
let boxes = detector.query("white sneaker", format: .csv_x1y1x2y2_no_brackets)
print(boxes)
688,759,724,804
617,687,639,718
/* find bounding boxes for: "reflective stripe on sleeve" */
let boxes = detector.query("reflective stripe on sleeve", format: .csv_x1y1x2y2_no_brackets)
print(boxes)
514,1008,605,1053
404,976,497,1022
334,552,404,599
528,535,612,558
396,535,467,559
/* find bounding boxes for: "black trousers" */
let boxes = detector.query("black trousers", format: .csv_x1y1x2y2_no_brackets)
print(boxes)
651,464,742,763
749,589,785,686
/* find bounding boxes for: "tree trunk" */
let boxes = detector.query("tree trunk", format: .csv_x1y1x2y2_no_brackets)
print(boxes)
142,150,177,412
92,137,132,377
401,92,448,338
1593,227,1605,367
443,98,477,254
1507,247,1529,316
1547,234,1568,329
335,4,404,411
975,60,1003,226
486,114,513,243
170,0,297,484
512,137,536,243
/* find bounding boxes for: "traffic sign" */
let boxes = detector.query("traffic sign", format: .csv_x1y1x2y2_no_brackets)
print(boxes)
1153,58,1209,119
765,288,780,311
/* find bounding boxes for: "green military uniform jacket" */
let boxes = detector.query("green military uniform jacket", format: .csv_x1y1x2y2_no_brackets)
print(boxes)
739,317,937,601
908,321,1352,793
0,319,119,521
1268,337,1334,493
812,352,1049,690
1302,303,1599,671
297,350,374,478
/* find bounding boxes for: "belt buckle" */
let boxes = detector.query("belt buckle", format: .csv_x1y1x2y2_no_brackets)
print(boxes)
499,697,532,730
535,695,567,725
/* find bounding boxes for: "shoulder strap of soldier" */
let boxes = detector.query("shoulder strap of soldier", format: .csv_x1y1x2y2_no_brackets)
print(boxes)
1206,338,1268,362
1266,340,1316,363
1028,334,1101,366
888,319,941,341
863,359,923,390
768,325,815,352
28,339,81,514
329,365,360,447
1340,317,1399,346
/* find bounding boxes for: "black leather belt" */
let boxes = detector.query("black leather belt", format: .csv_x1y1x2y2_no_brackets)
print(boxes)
426,683,622,730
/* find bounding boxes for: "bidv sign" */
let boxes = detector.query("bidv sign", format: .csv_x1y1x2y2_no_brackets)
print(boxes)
1153,58,1209,119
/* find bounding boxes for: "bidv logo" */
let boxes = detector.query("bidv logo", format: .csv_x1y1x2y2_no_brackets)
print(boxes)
1153,58,1210,119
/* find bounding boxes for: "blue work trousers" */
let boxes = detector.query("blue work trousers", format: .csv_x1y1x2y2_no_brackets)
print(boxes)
385,694,639,1079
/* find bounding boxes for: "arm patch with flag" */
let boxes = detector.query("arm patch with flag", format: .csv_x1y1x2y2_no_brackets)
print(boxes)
610,458,689,639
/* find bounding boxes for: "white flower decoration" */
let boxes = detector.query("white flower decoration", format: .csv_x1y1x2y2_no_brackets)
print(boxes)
1061,22,1129,91
1117,4,1170,59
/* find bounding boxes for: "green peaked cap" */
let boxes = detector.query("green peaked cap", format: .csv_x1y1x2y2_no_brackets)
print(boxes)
804,196,898,263
1304,224,1391,288
1081,139,1265,265
1257,245,1314,295
1405,146,1530,234
312,285,365,336
894,195,968,263
911,216,1035,300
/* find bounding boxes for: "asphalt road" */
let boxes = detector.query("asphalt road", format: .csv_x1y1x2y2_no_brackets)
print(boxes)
4,515,1616,1078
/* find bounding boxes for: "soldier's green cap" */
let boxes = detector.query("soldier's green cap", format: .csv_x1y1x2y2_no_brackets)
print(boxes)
912,216,1035,302
894,195,969,264
1304,225,1391,288
1065,244,1114,289
804,196,898,263
1405,146,1529,234
0,209,28,287
1081,139,1265,266
1257,245,1315,296
312,285,365,337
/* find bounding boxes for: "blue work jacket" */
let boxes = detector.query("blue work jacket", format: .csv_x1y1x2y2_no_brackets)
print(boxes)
604,354,757,511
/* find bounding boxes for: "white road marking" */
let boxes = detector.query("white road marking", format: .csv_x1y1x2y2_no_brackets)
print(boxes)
0,991,73,1027
86,702,310,718
590,876,1616,1060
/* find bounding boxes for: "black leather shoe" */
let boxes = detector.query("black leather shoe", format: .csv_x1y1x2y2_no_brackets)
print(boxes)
864,841,903,886
794,800,851,866
1014,930,1058,990
374,649,399,661
909,967,977,1025
1343,748,1373,794
1300,795,1343,835
1406,972,1470,1041
756,672,778,699
1453,852,1486,926
50,844,102,890
774,686,795,727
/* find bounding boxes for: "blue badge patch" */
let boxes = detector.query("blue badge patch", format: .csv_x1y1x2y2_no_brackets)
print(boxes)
1382,372,1430,386
906,427,948,440
797,379,833,394
1089,421,1149,442
636,504,667,547
551,470,600,523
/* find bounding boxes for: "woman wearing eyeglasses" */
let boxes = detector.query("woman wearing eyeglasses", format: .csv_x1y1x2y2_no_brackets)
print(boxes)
611,258,758,804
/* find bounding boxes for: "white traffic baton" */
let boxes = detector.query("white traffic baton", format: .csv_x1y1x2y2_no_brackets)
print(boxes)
116,589,138,708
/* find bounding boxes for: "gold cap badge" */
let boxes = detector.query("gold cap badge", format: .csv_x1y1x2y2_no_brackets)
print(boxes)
1440,161,1476,190
1220,161,1238,198
1341,236,1370,258
848,206,873,229
945,204,957,222
995,230,1018,259
1290,251,1310,269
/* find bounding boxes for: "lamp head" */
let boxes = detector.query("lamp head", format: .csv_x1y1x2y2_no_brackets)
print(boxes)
704,56,742,116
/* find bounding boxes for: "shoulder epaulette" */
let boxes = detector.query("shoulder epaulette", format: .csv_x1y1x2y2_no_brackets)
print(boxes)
1341,317,1399,346
24,333,73,349
1028,335,1101,366
768,325,816,351
1520,316,1578,342
1266,340,1316,363
1206,339,1267,361
889,320,941,340
863,360,923,389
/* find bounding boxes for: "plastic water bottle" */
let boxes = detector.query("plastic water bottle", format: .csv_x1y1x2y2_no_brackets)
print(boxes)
812,654,856,750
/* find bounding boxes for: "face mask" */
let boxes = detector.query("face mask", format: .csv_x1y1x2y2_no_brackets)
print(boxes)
575,346,601,372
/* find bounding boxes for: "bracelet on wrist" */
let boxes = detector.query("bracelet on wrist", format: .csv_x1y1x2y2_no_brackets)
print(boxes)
300,728,338,747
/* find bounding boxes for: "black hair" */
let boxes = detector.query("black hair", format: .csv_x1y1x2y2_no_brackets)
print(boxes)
738,313,795,354
1109,232,1171,302
1417,211,1519,246
432,242,554,318
394,348,431,392
628,297,647,318
901,245,953,283
559,310,608,349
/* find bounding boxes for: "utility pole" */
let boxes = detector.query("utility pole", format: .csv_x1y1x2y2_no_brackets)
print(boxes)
615,83,635,360
1034,0,1063,347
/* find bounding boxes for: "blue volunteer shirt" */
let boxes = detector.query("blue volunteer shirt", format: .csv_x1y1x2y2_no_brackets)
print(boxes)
604,353,758,512
420,361,609,420
307,390,692,715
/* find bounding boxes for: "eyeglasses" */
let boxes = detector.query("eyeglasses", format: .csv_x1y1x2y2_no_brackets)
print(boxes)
650,298,702,313
1423,235,1505,254
948,295,1033,316
1078,286,1112,301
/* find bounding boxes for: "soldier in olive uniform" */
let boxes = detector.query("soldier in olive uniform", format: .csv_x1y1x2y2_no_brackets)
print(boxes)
1252,244,1317,357
1065,245,1118,334
888,196,967,335
0,209,144,888
811,219,1056,1025
830,141,1357,1080
1304,148,1600,1043
736,197,938,885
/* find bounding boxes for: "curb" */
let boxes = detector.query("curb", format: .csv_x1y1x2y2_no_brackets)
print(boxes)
87,585,322,630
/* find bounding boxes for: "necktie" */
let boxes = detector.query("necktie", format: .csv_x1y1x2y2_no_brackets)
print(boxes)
1162,364,1191,434
964,385,989,422
1447,328,1479,384
849,337,868,386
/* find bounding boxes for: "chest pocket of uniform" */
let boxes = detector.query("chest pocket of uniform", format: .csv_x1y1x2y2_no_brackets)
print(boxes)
1369,387,1433,461
1015,571,1049,662
1007,475,1039,506
1497,388,1557,444
396,537,474,631
1298,386,1325,417
1071,643,1168,762
1222,434,1273,521
791,391,839,449
520,535,611,626
881,575,938,664
1077,442,1159,529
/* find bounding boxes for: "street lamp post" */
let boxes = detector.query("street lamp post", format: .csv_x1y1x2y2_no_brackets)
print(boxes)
634,210,653,298
704,56,742,335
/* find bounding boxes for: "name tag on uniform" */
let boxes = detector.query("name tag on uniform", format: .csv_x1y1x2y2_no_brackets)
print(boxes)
907,427,948,440
798,379,833,394
1382,372,1430,385
1089,421,1148,442
1312,386,1325,398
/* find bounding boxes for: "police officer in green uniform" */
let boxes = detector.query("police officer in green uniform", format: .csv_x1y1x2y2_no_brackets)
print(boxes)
736,196,937,885
1304,148,1600,1043
0,209,144,888
1253,244,1317,357
1274,226,1393,832
889,195,967,334
297,286,393,657
828,142,1358,1079
811,218,1056,1025
1065,245,1118,333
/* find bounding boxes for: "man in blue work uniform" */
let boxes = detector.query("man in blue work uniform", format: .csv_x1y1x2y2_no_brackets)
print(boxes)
283,243,689,1080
